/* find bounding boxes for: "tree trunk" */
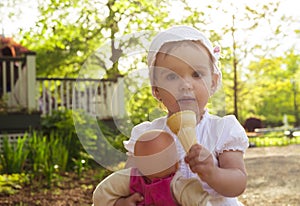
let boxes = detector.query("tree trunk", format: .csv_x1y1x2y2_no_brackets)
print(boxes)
231,14,239,120
292,80,299,126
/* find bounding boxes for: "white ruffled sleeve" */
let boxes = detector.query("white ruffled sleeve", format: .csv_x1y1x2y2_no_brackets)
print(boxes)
215,115,249,154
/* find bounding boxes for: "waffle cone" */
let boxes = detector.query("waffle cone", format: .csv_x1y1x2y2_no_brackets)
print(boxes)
167,110,197,152
177,127,197,152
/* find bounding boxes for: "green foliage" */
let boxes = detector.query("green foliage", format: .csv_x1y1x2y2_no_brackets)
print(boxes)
2,1,298,170
122,70,167,127
20,0,103,76
246,50,300,126
0,108,105,188
3,0,297,126
0,173,29,195
97,120,125,152
207,0,286,121
19,0,173,77
41,110,86,170
249,135,300,147
72,157,86,178
41,109,76,133
42,109,127,170
0,128,70,188
0,135,29,174
27,131,68,188
126,85,166,126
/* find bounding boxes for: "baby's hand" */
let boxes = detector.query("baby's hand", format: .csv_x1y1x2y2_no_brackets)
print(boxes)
114,193,143,206
184,144,215,181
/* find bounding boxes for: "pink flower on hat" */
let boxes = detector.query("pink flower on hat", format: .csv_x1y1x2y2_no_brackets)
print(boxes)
213,45,221,60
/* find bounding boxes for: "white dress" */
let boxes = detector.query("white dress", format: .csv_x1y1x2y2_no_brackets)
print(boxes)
124,110,249,206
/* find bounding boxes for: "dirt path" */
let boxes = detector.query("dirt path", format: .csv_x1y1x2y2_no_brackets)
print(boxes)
239,144,300,206
0,145,299,206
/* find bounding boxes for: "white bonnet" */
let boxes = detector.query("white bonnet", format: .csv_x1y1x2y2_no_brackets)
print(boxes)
147,25,222,92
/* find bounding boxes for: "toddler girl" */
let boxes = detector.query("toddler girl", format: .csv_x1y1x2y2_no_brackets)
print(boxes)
122,25,249,206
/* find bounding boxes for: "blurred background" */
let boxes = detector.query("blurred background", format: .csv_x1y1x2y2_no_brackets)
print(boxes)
0,0,299,205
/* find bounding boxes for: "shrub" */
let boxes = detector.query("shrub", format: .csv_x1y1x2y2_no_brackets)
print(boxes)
27,131,69,188
0,135,29,174
0,173,29,195
41,110,86,171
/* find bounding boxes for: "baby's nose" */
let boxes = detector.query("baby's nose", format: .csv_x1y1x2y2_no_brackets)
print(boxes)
179,78,193,90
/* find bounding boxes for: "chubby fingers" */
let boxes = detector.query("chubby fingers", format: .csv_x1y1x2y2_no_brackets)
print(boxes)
184,144,212,173
185,144,202,163
186,144,210,161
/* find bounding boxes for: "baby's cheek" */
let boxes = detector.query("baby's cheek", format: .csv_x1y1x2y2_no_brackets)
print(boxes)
163,94,180,112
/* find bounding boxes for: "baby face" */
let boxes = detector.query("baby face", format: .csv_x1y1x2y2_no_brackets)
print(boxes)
152,41,217,120
134,130,179,179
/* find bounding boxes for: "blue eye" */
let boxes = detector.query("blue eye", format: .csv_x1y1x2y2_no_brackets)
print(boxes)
166,73,178,80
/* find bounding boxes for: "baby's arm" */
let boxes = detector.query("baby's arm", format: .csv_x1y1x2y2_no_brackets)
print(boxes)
185,144,247,197
93,168,132,206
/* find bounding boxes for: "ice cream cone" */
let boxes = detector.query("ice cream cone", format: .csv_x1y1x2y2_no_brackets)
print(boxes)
167,110,197,152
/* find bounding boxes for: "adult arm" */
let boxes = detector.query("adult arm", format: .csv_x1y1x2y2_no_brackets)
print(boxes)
171,172,211,206
93,168,132,206
113,193,144,206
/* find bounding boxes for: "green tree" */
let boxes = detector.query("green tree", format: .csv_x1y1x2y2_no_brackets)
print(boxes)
20,0,172,78
218,1,282,121
247,49,300,126
20,0,104,76
165,0,288,122
286,50,300,126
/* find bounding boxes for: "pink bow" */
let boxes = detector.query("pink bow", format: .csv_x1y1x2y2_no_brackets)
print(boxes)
213,46,221,59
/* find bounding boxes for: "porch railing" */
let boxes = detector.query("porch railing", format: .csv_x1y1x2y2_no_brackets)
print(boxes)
1,55,125,120
36,76,125,119
0,53,36,111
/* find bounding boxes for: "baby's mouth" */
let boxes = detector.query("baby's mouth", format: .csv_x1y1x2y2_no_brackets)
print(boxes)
177,97,196,104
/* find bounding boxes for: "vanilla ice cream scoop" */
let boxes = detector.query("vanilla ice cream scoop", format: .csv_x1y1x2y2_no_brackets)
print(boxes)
167,110,197,153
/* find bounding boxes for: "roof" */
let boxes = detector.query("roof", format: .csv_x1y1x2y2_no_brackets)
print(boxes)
0,36,30,57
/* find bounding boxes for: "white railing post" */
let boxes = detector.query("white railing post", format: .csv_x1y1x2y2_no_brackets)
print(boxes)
116,76,125,119
2,61,7,95
35,77,125,120
26,52,37,111
118,76,126,118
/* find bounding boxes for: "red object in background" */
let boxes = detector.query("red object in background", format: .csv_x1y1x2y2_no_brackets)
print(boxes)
0,36,30,57
0,36,31,96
